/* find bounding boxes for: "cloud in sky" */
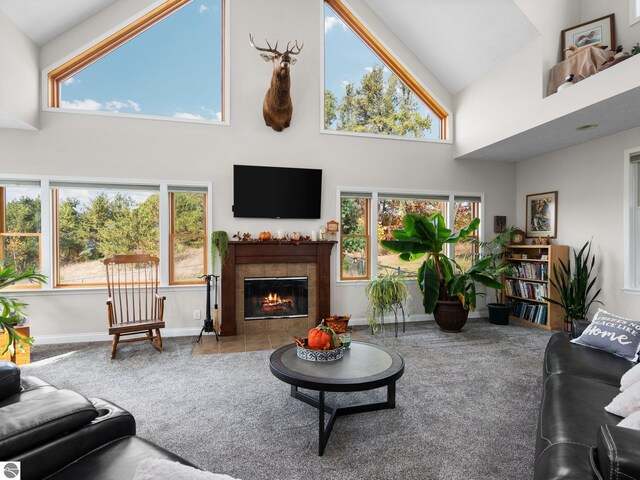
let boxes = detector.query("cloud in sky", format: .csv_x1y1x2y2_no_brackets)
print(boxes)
60,99,101,111
174,112,206,120
63,77,79,85
325,15,341,33
198,4,209,14
60,98,141,113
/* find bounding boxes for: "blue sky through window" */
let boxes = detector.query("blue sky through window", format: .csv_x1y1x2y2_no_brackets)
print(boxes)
324,4,440,139
60,0,222,121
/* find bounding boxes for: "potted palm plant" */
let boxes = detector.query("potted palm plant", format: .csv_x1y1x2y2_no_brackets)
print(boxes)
381,213,502,332
544,240,602,329
473,227,516,325
0,264,46,355
365,275,408,334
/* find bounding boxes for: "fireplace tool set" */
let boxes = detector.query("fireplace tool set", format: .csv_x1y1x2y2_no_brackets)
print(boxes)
197,274,220,342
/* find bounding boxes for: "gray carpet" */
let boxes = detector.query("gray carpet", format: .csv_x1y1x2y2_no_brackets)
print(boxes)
23,319,554,480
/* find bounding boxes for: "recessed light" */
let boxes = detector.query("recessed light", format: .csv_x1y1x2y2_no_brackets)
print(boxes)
576,124,598,131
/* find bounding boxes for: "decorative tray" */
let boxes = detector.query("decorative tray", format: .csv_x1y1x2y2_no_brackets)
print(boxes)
295,337,344,362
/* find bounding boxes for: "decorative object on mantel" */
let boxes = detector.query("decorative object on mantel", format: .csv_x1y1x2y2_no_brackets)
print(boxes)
326,220,339,240
319,225,327,240
232,232,253,242
561,14,615,60
258,231,271,241
526,191,557,238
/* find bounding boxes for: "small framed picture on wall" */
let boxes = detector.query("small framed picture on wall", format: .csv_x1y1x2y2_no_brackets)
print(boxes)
526,191,557,238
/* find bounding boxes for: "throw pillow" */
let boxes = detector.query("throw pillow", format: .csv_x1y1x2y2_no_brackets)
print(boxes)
621,363,640,392
605,381,640,417
618,410,640,430
133,459,241,480
571,309,640,362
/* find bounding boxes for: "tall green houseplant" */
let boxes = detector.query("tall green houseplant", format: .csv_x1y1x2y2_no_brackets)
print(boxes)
381,213,502,331
0,264,46,354
544,240,602,322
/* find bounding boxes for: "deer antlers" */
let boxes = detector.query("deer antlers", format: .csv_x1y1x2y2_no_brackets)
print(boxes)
249,34,303,56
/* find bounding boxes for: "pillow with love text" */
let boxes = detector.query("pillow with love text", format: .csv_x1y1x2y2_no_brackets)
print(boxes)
571,309,640,362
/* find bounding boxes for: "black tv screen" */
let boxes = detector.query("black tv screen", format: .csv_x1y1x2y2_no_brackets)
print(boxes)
233,165,322,219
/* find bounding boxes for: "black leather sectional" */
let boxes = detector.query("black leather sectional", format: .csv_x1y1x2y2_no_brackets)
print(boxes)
0,360,196,480
535,331,640,480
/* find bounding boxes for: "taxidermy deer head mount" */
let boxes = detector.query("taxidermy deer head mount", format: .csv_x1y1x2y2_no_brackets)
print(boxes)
250,34,303,132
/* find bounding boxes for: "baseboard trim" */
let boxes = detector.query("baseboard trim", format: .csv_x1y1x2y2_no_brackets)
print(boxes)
35,327,203,345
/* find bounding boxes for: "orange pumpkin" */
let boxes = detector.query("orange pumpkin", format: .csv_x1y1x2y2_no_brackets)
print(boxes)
308,328,332,350
258,231,271,241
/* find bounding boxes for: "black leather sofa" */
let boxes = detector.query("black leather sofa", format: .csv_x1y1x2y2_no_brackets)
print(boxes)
0,360,197,480
535,331,640,480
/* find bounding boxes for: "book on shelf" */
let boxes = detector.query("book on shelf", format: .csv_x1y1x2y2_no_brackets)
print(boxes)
511,262,548,280
505,279,548,301
509,301,548,325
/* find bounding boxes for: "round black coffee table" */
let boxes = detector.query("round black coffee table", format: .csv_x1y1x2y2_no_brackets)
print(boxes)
269,341,404,455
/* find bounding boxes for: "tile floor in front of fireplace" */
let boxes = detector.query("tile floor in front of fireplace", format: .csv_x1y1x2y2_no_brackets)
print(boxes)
191,328,365,355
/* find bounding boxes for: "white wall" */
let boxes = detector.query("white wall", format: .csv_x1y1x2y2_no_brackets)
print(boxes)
581,0,640,50
454,0,640,159
0,9,39,129
516,125,640,319
0,0,516,342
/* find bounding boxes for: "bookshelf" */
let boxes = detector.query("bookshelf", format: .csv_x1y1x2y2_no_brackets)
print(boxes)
503,244,569,330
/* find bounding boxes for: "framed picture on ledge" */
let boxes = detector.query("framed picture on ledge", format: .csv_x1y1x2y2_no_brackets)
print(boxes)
561,14,615,59
526,191,557,238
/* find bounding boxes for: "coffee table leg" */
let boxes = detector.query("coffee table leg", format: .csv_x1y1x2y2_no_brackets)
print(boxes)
387,381,396,408
319,391,326,456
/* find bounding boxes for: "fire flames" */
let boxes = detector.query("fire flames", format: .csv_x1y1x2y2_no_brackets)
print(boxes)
263,292,292,307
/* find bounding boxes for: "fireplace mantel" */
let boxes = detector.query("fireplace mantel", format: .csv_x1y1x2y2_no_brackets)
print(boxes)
220,241,336,336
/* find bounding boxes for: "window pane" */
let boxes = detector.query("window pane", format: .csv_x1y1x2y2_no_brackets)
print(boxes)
324,3,440,139
60,0,223,121
173,236,205,282
377,198,446,277
453,201,480,271
1,235,40,279
341,196,369,279
3,187,41,233
56,188,159,286
173,192,205,234
636,163,640,207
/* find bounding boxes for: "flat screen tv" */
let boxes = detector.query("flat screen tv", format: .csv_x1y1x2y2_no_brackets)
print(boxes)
233,165,322,219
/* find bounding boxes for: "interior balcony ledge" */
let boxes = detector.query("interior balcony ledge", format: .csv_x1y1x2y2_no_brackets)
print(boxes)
455,54,640,162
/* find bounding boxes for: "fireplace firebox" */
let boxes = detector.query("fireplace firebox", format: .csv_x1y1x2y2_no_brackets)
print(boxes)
244,276,308,320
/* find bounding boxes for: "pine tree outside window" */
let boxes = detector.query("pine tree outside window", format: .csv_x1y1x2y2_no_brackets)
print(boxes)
324,0,449,140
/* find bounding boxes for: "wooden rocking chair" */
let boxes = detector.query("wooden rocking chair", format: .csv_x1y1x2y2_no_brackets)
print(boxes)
104,254,165,359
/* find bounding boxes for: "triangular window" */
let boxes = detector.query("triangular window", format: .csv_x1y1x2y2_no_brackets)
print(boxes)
48,0,224,122
324,0,448,140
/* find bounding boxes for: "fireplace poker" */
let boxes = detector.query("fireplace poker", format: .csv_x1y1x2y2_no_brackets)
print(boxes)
196,274,220,343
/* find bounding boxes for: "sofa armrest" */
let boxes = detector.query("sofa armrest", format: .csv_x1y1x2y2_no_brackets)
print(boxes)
0,361,20,402
13,398,136,480
571,319,590,338
0,389,97,459
596,424,640,480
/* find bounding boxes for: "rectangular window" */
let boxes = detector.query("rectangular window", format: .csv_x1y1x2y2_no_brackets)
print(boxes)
632,0,640,25
453,197,481,272
377,195,447,277
52,183,160,287
628,153,640,289
169,189,207,284
0,181,42,288
339,189,482,281
340,194,370,280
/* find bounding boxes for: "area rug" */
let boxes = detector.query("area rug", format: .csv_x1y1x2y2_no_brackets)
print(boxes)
23,319,554,480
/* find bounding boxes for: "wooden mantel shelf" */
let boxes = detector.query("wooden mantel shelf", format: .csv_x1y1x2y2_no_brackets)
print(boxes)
220,241,337,336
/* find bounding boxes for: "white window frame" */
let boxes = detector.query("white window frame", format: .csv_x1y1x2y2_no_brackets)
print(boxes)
631,0,640,26
336,186,484,284
0,173,212,291
41,0,231,127
623,147,640,292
